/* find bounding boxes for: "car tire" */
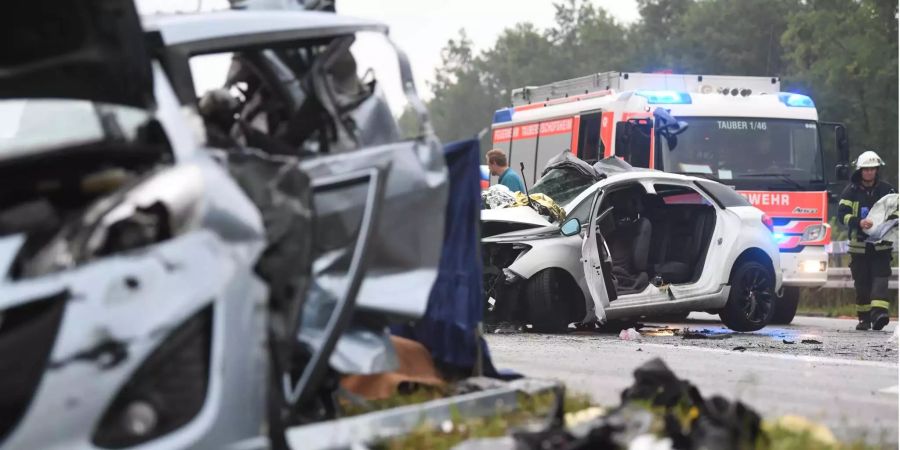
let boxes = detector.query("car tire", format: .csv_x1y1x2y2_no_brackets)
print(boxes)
771,286,800,324
720,260,776,332
525,269,576,333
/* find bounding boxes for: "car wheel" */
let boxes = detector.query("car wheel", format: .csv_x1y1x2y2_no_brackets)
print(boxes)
525,269,576,333
771,286,800,324
720,260,775,332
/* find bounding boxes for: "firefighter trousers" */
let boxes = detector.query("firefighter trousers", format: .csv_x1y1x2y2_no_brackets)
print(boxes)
849,245,893,321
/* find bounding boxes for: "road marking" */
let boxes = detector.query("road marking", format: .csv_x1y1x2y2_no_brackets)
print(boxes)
879,385,899,395
631,342,899,370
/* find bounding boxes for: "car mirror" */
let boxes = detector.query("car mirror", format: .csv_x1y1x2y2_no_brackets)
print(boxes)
560,218,581,236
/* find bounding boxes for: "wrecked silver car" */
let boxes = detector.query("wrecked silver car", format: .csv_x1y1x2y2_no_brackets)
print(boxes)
0,1,447,449
483,154,782,333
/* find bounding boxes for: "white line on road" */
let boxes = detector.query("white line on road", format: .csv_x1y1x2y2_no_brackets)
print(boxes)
631,342,899,369
880,385,899,395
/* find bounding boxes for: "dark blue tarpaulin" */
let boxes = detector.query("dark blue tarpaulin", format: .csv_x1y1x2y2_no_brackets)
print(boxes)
392,138,498,375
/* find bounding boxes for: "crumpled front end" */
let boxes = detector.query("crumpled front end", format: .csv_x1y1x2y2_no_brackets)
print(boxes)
0,153,272,450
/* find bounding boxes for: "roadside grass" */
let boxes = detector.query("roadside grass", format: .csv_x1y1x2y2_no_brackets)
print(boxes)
373,390,561,450
370,389,882,450
798,287,898,318
763,417,887,450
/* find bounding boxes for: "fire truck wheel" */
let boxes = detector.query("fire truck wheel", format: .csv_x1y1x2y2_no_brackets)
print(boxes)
525,269,579,333
720,261,776,332
771,286,800,324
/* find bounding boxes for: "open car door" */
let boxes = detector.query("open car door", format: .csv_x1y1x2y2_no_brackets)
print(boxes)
580,190,618,322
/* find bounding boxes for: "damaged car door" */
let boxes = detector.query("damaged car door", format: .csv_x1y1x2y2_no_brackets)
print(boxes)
146,10,449,425
577,189,618,322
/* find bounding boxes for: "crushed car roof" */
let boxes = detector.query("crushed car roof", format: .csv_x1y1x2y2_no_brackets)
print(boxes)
143,10,388,50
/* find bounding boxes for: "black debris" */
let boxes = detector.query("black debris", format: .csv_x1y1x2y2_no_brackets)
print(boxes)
505,358,763,450
732,346,747,352
782,339,795,344
801,339,823,345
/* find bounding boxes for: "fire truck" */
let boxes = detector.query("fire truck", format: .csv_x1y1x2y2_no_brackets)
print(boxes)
489,72,851,323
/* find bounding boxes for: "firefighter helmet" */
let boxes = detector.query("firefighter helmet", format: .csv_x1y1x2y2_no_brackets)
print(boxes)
855,150,885,168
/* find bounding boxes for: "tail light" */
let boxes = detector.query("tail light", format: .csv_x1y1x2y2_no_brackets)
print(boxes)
761,214,774,233
92,307,212,448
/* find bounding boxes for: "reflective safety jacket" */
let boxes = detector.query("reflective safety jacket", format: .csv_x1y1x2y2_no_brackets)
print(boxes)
838,171,896,253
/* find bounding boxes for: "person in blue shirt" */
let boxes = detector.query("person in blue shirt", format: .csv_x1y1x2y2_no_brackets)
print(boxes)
486,148,526,193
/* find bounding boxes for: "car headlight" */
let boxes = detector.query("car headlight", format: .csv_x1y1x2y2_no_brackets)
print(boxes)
799,224,827,243
21,167,204,277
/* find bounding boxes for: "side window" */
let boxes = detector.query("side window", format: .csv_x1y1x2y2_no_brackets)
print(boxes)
655,184,712,206
568,194,595,224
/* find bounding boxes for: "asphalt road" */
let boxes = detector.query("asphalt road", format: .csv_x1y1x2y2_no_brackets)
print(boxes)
486,314,899,446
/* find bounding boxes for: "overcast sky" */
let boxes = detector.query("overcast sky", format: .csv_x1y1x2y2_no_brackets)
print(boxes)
137,0,639,103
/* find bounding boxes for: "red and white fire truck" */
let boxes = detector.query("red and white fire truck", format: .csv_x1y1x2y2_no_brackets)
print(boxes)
489,72,851,321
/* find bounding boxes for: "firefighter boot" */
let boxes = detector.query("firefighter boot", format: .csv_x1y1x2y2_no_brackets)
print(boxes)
871,301,891,331
856,319,871,331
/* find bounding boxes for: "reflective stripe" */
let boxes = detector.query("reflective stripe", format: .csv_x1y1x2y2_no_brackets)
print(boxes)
839,199,854,207
848,241,867,247
871,300,891,310
857,304,872,312
849,246,866,254
843,213,854,225
875,245,894,252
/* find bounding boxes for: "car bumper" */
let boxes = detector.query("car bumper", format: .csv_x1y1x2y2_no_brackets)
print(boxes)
780,246,828,287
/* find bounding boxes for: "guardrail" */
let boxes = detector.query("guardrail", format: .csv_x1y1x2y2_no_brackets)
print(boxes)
825,267,899,290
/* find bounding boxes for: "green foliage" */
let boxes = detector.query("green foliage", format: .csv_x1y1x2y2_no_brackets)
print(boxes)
781,0,899,189
421,0,898,189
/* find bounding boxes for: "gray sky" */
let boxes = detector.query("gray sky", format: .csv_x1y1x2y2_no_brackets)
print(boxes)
137,0,639,104
336,0,640,97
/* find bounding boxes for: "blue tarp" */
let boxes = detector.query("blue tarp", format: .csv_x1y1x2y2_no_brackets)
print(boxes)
392,138,498,375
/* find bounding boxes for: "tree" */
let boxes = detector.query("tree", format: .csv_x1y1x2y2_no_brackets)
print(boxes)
781,0,898,188
626,0,694,71
424,30,499,146
671,0,800,75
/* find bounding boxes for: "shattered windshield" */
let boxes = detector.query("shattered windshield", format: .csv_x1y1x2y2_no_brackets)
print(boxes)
530,166,596,207
0,99,151,158
660,117,825,187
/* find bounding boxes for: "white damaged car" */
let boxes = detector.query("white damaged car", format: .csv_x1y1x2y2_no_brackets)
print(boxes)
482,154,782,333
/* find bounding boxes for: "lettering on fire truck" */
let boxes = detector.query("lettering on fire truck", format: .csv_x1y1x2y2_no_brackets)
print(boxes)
741,192,791,206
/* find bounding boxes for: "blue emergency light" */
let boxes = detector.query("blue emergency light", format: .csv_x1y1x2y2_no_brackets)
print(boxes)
778,93,814,108
634,90,692,104
493,107,513,123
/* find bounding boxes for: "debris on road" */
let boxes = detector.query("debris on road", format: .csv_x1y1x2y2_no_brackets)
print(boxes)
732,346,748,352
619,328,642,341
638,327,680,337
801,339,823,345
682,328,731,340
783,339,796,344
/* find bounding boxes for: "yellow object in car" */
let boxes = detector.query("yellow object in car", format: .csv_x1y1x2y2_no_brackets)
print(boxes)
514,192,567,223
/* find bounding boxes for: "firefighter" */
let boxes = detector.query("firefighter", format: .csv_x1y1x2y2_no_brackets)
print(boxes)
838,150,897,330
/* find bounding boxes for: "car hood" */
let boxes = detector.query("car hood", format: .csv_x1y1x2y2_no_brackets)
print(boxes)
482,206,551,227
0,0,153,109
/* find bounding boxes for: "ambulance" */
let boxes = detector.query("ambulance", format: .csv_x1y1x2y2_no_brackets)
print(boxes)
489,72,851,323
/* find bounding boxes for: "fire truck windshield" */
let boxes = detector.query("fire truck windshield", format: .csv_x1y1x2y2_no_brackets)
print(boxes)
659,117,825,190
